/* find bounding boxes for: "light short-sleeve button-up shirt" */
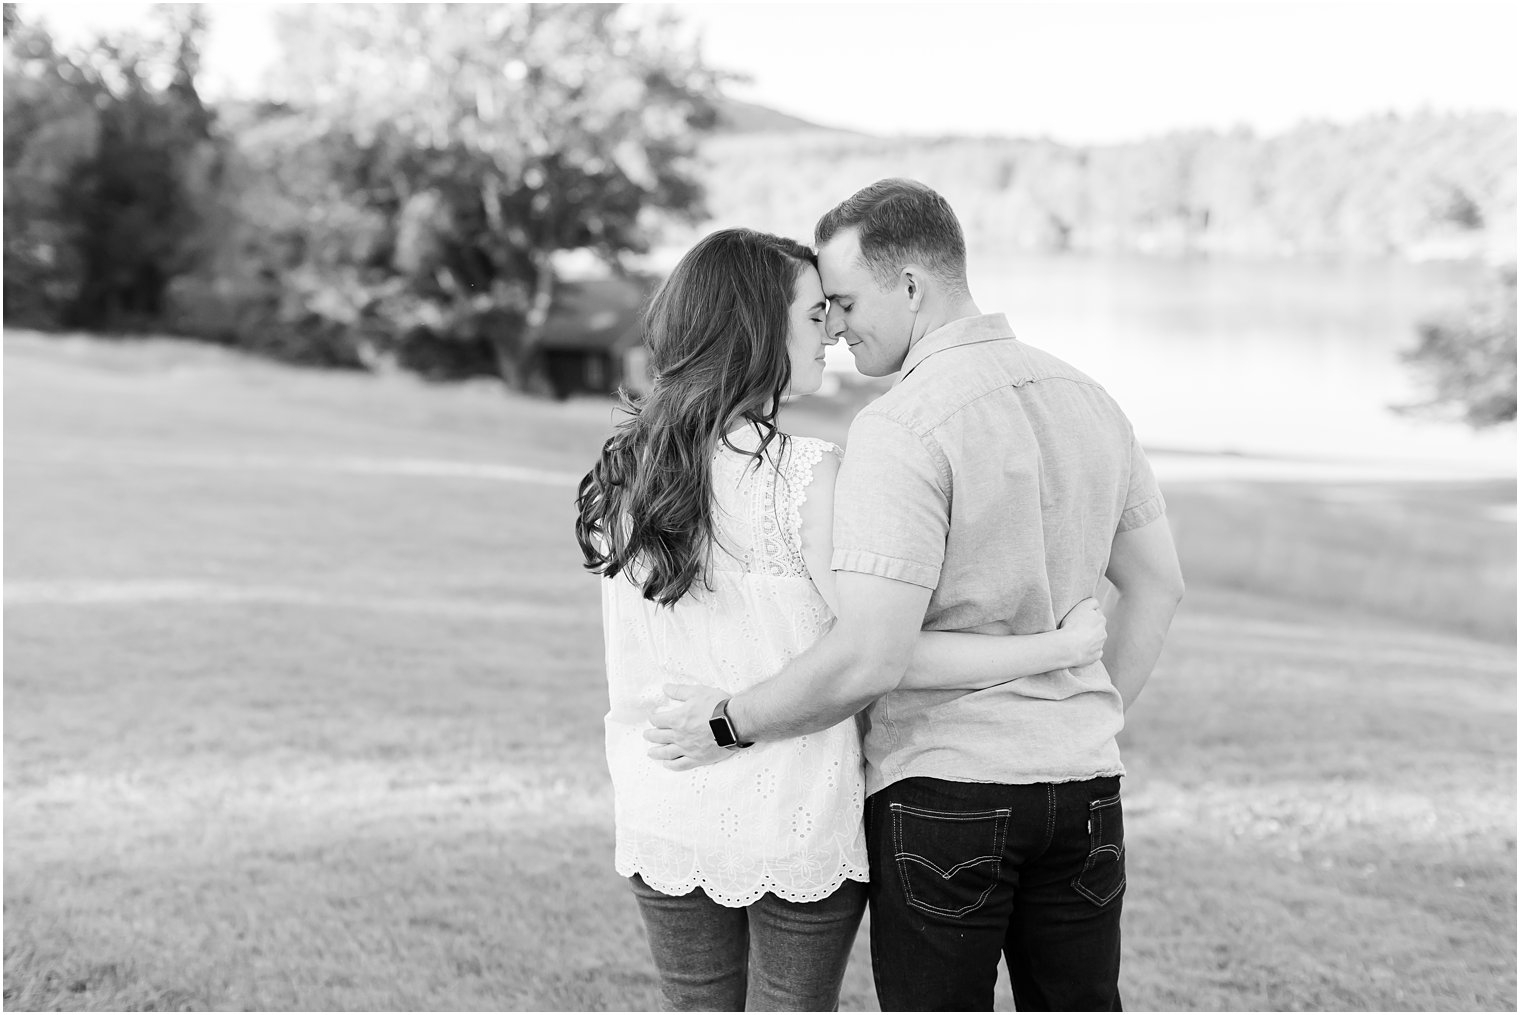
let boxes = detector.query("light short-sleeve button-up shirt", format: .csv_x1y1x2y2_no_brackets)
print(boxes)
832,313,1166,794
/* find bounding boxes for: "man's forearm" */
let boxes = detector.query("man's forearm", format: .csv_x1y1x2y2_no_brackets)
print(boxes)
645,572,932,765
726,626,888,742
1103,585,1182,710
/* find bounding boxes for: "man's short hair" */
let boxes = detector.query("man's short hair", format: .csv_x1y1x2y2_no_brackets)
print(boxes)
815,178,968,295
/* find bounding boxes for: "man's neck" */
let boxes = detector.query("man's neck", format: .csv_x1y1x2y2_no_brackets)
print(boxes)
911,298,984,345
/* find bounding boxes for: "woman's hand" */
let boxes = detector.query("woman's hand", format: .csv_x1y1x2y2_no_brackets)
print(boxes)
1057,598,1107,669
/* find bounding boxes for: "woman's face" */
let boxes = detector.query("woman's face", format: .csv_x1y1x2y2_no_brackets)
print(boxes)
784,264,834,396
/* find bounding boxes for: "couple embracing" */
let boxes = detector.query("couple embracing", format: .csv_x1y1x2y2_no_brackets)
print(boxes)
575,179,1185,1012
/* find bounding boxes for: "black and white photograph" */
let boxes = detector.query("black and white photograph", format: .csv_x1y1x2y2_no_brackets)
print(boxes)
4,1,1516,1011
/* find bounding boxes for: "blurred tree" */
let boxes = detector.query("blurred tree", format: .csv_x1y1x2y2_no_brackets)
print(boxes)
2,4,219,329
1396,265,1517,428
4,10,96,325
238,2,721,388
69,5,217,325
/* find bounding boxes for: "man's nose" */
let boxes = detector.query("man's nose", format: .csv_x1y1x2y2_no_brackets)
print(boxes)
826,307,847,340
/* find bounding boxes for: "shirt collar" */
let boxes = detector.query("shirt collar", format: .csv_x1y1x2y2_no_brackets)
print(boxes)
899,313,1018,381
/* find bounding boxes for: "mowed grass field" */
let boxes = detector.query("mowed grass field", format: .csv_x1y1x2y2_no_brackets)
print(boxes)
4,330,1515,1011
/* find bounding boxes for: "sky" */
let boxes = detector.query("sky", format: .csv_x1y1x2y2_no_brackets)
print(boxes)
22,1,1520,144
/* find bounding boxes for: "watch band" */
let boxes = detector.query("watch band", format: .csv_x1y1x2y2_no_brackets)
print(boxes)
708,698,754,750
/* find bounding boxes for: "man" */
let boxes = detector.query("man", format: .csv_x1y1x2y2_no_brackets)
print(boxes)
646,179,1185,1011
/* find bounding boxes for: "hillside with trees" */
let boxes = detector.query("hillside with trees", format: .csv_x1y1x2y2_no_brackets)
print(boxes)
687,114,1516,263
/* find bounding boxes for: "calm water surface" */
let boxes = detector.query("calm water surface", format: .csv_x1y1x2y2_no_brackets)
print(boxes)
823,254,1514,472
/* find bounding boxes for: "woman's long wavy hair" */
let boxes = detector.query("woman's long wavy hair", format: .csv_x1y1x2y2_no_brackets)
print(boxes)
575,228,816,606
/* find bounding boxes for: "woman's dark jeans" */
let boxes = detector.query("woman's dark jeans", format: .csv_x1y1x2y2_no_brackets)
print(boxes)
629,875,867,1011
866,775,1126,1012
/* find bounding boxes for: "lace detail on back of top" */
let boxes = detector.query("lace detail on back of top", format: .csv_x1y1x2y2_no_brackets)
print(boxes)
709,435,842,581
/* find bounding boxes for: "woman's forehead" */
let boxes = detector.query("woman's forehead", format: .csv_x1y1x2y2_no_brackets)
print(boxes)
792,264,826,303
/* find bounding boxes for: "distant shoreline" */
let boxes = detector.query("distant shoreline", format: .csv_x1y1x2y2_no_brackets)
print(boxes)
1146,448,1516,485
10,329,1514,488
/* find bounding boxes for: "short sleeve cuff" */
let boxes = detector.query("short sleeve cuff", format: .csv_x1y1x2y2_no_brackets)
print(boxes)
1118,493,1166,532
832,548,941,590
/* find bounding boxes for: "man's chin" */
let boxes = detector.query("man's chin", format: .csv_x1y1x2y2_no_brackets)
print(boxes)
847,350,881,377
847,346,907,378
853,359,895,379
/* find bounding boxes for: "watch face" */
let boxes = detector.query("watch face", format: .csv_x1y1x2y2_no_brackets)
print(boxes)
709,715,737,748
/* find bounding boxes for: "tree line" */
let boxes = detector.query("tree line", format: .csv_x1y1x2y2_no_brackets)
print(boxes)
690,116,1515,263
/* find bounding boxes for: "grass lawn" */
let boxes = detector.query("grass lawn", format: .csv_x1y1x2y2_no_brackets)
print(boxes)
5,330,1515,1011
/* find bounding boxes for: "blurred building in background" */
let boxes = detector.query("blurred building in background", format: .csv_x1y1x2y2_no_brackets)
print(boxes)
537,275,654,400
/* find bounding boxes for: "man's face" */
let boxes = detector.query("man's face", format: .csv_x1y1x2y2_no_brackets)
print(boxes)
818,227,912,377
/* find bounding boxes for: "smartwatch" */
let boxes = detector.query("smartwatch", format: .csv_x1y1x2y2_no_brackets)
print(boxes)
709,698,754,750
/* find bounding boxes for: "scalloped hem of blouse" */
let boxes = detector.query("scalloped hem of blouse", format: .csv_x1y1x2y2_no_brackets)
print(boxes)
615,860,871,908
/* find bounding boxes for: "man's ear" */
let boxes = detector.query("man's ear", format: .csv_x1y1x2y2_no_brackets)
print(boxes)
902,267,923,311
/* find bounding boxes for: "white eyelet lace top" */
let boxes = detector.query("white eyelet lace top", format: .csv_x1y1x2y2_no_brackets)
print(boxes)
600,432,868,907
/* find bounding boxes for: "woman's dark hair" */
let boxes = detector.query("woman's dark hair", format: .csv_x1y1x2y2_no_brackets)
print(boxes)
575,228,816,606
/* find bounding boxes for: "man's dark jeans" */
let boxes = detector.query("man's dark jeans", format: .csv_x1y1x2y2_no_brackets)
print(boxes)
865,775,1126,1012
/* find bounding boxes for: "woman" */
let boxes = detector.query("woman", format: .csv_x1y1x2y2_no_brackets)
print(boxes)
575,228,1105,1011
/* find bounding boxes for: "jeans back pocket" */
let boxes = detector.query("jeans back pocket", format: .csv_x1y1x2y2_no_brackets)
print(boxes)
1071,791,1126,907
890,803,1010,919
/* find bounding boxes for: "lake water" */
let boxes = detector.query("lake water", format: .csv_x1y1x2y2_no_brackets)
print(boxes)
820,253,1515,475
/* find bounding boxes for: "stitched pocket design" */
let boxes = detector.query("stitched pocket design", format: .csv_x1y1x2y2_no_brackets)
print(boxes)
890,802,1010,919
1071,791,1126,907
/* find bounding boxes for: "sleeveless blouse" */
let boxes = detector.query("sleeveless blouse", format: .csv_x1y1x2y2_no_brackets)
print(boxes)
600,434,869,906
